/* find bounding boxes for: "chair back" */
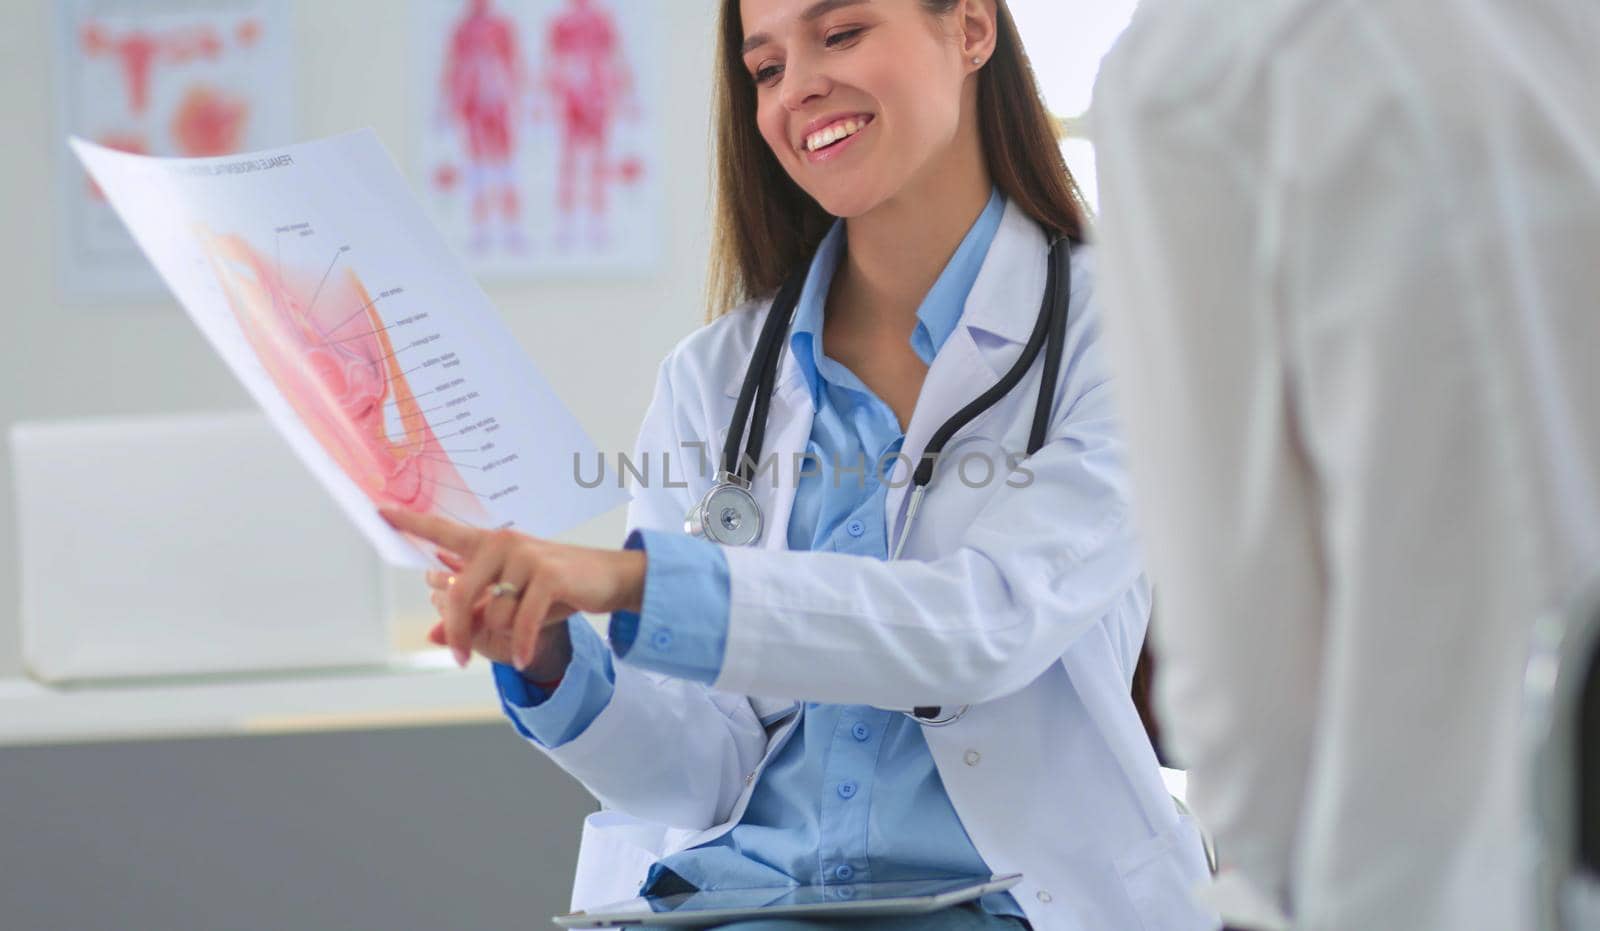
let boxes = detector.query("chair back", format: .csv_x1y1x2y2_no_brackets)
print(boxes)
1527,573,1600,930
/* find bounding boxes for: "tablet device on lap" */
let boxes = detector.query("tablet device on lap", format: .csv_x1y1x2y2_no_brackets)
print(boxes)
553,874,1022,928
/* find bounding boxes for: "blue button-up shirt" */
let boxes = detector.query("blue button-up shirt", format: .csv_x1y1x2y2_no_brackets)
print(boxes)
493,190,1019,918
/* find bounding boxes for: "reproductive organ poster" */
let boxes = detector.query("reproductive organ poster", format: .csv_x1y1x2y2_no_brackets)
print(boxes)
409,0,661,279
72,132,627,567
54,0,293,302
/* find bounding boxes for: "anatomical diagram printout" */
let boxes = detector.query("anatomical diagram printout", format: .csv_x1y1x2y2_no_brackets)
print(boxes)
72,130,627,567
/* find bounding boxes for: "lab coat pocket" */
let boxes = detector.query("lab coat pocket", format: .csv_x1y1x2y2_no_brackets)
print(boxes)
570,809,676,912
1113,815,1219,931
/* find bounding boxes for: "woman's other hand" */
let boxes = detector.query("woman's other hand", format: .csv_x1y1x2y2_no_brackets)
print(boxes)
380,507,646,678
421,551,576,680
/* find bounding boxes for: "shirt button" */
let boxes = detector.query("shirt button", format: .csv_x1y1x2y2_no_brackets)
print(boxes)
836,885,857,900
846,519,865,537
744,772,756,786
650,630,673,651
836,780,858,799
964,749,981,766
851,722,871,741
1036,890,1053,904
834,864,855,881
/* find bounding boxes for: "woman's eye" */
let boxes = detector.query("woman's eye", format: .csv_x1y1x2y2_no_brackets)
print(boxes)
825,27,864,47
749,27,864,86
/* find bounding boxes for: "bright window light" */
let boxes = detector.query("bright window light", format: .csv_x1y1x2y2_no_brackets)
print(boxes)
1007,0,1140,208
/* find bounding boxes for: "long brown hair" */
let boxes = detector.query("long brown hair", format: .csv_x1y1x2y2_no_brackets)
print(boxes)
706,0,1089,319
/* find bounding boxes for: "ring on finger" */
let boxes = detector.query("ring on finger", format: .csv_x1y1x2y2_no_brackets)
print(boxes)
481,577,527,634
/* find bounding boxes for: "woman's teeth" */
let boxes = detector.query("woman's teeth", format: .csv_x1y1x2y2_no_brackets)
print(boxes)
805,118,867,153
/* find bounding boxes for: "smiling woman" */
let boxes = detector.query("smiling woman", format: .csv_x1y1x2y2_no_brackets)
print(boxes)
706,0,1085,320
396,2,1215,929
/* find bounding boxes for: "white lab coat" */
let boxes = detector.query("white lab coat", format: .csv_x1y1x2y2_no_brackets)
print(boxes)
525,201,1216,931
1092,1,1600,929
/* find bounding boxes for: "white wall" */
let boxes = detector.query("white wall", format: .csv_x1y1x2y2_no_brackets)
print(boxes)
0,0,719,677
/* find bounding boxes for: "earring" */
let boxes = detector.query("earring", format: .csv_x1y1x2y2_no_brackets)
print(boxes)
972,56,982,65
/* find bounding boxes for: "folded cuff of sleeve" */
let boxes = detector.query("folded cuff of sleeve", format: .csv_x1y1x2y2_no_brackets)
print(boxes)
492,618,615,748
609,528,731,685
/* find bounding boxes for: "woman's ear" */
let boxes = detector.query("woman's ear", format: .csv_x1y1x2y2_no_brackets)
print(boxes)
958,0,999,70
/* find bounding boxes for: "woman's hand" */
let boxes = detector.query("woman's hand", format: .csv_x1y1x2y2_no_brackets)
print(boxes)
379,507,647,676
420,549,575,680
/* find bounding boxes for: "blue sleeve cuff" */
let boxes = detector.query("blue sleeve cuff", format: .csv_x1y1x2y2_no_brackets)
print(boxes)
492,618,615,748
609,528,731,685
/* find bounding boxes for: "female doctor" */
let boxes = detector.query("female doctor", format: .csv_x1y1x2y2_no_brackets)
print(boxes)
382,1,1212,928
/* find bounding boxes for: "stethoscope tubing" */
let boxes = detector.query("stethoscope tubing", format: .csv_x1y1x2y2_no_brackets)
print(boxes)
722,264,808,483
911,236,1068,489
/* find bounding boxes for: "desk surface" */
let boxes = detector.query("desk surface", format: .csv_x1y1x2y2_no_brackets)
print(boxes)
0,661,1194,807
0,652,500,747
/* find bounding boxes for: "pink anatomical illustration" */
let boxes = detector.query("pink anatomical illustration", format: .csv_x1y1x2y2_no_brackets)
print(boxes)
425,0,649,263
170,84,250,157
539,0,642,248
80,20,226,118
72,9,277,196
440,0,528,253
196,229,488,521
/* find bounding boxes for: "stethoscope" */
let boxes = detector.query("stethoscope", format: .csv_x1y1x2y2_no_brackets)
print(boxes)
685,235,1074,727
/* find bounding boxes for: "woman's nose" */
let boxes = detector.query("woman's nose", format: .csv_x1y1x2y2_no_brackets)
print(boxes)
779,52,830,111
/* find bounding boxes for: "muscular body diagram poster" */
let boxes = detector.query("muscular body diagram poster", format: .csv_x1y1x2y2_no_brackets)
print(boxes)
53,0,294,302
72,131,628,567
409,0,661,279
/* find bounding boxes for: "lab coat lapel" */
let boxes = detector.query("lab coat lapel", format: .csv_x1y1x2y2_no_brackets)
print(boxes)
885,203,1050,548
738,354,810,726
753,355,813,553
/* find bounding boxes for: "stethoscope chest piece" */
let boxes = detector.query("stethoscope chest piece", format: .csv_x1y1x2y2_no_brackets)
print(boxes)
684,472,763,546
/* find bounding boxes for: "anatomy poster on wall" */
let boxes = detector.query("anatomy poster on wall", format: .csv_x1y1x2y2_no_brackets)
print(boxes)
409,0,661,279
53,0,294,303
